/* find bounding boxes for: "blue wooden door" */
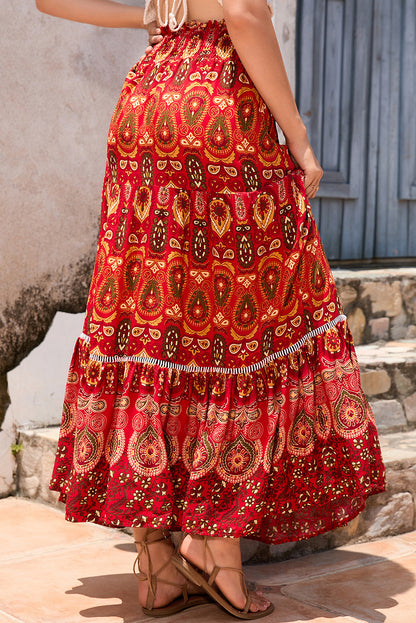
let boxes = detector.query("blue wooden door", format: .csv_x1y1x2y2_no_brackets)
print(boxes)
297,0,416,260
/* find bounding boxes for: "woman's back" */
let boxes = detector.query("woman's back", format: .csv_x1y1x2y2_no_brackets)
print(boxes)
144,0,224,31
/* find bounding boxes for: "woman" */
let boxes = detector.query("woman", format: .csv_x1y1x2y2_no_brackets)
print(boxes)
35,0,386,619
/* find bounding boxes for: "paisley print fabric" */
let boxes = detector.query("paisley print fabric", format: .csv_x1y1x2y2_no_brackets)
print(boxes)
50,20,386,543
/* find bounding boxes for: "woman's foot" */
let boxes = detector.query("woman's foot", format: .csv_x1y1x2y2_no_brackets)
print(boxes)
180,534,271,614
133,528,204,610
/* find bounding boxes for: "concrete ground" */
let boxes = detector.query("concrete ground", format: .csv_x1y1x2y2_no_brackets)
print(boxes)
0,498,414,623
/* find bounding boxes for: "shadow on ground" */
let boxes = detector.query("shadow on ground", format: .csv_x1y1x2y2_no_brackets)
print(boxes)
67,546,415,622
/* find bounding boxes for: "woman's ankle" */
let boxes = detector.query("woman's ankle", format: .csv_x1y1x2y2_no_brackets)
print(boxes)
133,527,170,543
181,533,242,570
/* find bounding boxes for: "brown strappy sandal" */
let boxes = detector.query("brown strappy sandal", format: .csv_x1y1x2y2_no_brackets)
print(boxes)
171,535,274,620
133,528,211,617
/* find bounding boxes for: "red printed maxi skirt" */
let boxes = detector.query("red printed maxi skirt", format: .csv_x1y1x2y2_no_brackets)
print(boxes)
50,20,386,543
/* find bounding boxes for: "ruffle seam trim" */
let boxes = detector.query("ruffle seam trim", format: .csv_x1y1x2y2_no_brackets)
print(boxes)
80,314,347,375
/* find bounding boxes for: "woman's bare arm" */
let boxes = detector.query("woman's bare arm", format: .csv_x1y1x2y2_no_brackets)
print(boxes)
35,0,145,29
223,0,322,197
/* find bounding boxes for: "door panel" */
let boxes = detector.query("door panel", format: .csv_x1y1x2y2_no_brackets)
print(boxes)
297,0,416,260
400,0,416,201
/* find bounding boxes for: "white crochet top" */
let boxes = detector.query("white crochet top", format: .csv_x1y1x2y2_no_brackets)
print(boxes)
144,0,273,32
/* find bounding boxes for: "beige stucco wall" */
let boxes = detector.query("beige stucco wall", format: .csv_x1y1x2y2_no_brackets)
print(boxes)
0,0,297,494
274,0,297,96
0,0,148,373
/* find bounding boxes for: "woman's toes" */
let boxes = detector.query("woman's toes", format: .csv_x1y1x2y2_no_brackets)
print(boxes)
248,590,270,612
255,587,267,598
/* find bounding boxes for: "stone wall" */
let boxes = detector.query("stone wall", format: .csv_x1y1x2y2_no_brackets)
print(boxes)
360,341,416,433
334,268,416,345
334,268,416,435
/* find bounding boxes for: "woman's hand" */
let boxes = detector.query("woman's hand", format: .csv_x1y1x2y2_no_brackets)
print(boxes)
144,21,163,55
286,136,323,199
222,0,323,199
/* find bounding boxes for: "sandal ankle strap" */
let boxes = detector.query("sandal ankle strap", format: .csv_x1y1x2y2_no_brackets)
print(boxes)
134,529,191,611
202,536,250,612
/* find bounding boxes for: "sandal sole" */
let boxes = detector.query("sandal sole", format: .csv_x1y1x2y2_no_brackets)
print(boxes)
143,593,212,617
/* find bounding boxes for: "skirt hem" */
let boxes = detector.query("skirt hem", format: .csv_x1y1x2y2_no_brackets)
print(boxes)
50,482,386,545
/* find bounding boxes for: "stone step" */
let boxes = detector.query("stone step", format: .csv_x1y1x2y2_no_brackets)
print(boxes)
356,339,416,434
333,267,416,346
15,426,416,563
